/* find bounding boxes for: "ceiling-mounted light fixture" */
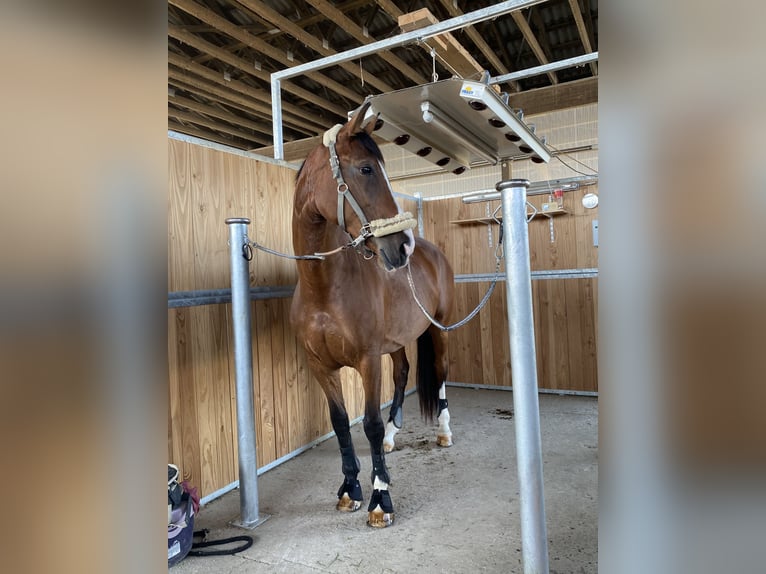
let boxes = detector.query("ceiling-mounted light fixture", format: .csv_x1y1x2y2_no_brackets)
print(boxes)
364,77,551,173
421,101,499,165
458,81,551,162
365,108,471,174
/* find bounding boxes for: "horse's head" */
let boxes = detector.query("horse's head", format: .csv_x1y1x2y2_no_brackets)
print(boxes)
298,101,416,271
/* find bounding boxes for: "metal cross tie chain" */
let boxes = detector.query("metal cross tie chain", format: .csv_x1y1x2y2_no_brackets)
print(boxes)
406,222,505,332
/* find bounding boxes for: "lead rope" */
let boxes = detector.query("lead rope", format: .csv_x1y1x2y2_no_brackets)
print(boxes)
407,219,505,332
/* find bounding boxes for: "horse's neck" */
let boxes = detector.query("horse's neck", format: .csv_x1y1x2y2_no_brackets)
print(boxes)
293,214,352,283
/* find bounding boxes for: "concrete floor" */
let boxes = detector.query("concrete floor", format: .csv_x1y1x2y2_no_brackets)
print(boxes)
172,387,597,574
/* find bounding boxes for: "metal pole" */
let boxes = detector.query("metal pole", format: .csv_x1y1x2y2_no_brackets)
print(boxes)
270,77,284,161
225,217,269,529
490,51,599,85
498,179,549,573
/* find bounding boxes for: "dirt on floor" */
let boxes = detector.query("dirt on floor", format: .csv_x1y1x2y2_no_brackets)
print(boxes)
171,387,598,574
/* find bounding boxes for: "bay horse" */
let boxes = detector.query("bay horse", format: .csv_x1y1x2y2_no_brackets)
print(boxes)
290,101,455,528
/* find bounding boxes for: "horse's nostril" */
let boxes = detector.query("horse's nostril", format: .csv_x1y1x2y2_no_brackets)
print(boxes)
399,241,413,262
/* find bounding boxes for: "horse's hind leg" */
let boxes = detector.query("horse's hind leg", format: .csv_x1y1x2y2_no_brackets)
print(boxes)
310,360,363,512
431,325,453,447
383,348,409,453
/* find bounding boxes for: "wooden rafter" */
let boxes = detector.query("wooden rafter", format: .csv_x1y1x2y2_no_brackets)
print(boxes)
508,76,597,116
168,51,327,133
486,20,515,74
512,9,558,85
169,106,270,145
169,93,273,136
169,24,349,118
434,0,520,92
398,8,486,80
169,0,365,106
303,0,428,85
568,0,598,75
169,119,253,148
167,1,598,148
374,0,403,20
168,66,317,138
231,0,395,93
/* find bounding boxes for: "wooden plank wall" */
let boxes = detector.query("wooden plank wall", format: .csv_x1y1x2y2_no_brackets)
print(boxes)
168,138,416,497
167,136,597,499
422,186,599,392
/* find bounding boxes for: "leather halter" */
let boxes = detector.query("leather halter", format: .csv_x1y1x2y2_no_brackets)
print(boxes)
325,135,417,250
327,140,373,248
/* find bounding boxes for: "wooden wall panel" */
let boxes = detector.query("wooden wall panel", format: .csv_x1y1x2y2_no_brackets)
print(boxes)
421,185,599,392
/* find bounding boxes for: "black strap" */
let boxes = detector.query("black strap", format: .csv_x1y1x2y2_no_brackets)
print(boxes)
188,529,254,557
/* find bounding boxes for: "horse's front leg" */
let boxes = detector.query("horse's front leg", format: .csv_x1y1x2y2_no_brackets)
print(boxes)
383,348,409,453
310,360,363,512
360,356,395,528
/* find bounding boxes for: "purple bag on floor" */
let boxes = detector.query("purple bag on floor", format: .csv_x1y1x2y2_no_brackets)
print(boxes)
168,465,195,568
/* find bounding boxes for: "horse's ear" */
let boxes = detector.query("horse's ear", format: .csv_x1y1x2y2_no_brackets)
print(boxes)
345,100,374,136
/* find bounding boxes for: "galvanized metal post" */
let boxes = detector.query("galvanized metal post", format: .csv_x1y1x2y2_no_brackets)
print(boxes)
498,179,549,573
225,217,269,529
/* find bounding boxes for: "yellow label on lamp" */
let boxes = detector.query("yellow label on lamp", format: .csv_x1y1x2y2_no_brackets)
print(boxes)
460,82,485,99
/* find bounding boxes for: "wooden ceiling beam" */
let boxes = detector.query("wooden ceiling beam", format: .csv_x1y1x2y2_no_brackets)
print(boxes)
398,8,486,80
168,77,307,142
168,51,327,133
169,76,271,121
169,106,270,145
487,20,515,74
512,10,558,85
568,0,598,75
508,76,597,116
168,65,318,138
169,25,349,119
168,93,273,136
253,135,323,163
169,119,252,149
231,0,395,93
303,0,428,85
374,0,403,19
434,1,507,75
169,0,364,106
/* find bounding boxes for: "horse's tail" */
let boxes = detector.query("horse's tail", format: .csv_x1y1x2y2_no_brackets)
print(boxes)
416,328,441,423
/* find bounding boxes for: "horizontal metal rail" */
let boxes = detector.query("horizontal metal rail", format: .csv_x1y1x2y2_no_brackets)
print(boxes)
490,52,599,85
455,268,598,282
168,269,597,308
168,285,295,308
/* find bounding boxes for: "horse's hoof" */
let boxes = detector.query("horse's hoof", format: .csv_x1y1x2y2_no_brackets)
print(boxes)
436,433,453,447
336,493,362,512
367,507,394,528
383,440,395,453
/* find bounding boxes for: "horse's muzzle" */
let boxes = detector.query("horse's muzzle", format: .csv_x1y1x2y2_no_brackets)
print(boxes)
377,230,414,271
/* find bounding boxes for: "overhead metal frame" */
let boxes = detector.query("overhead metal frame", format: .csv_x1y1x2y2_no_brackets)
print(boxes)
270,0,547,160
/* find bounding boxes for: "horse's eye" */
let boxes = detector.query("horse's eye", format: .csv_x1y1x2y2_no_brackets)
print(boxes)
360,165,374,176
